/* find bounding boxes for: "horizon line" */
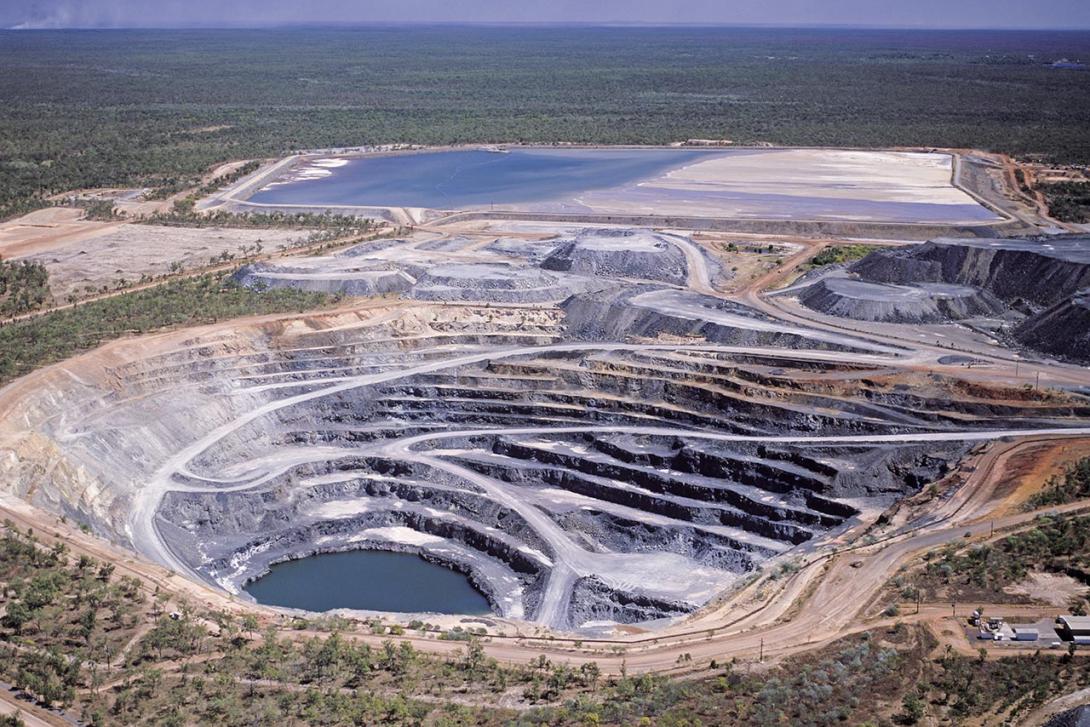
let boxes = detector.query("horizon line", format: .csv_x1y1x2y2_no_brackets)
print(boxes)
6,21,1090,32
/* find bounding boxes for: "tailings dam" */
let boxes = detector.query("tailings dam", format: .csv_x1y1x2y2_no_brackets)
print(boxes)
228,147,1004,227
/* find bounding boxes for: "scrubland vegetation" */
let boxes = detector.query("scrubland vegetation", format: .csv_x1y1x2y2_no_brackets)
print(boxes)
0,274,333,386
1040,181,1090,223
0,257,49,316
895,513,1090,606
925,643,1090,723
808,245,879,268
149,207,379,234
1,28,1089,219
0,520,1081,727
1027,457,1090,510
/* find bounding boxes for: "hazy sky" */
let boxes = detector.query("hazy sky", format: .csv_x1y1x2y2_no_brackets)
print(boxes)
4,0,1090,30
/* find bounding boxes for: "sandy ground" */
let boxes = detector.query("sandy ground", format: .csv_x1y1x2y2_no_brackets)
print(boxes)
659,150,971,204
1005,571,1088,607
2,217,311,300
580,149,1000,223
691,232,802,292
0,208,124,259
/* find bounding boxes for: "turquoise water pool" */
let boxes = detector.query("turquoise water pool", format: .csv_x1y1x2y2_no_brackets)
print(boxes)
245,549,492,614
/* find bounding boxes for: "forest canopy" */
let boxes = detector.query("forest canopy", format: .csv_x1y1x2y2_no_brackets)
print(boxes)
1,27,1090,219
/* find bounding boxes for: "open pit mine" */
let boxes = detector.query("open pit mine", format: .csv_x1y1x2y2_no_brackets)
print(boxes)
3,146,1090,636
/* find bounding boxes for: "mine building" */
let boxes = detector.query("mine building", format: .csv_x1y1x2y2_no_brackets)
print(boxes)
1057,616,1090,643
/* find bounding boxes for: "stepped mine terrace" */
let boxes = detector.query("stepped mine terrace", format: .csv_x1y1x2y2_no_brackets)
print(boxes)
2,144,1089,666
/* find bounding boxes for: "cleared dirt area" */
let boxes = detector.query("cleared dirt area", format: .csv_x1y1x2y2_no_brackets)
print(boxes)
1,215,312,300
0,207,122,259
1004,571,1088,607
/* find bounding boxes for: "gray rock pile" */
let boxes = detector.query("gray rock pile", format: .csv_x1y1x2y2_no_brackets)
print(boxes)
796,236,1090,362
542,228,689,285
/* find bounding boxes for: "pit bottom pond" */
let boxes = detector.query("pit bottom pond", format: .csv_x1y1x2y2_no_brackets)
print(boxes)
245,550,492,615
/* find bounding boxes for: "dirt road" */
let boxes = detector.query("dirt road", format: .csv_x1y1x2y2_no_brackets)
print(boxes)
0,683,76,727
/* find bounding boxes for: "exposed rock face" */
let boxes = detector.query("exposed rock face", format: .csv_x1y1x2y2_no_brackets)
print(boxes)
852,238,1090,307
563,287,882,354
233,241,417,296
542,228,689,285
1044,705,1090,727
235,259,413,296
1014,291,1090,361
568,576,691,626
409,263,595,303
796,236,1090,362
